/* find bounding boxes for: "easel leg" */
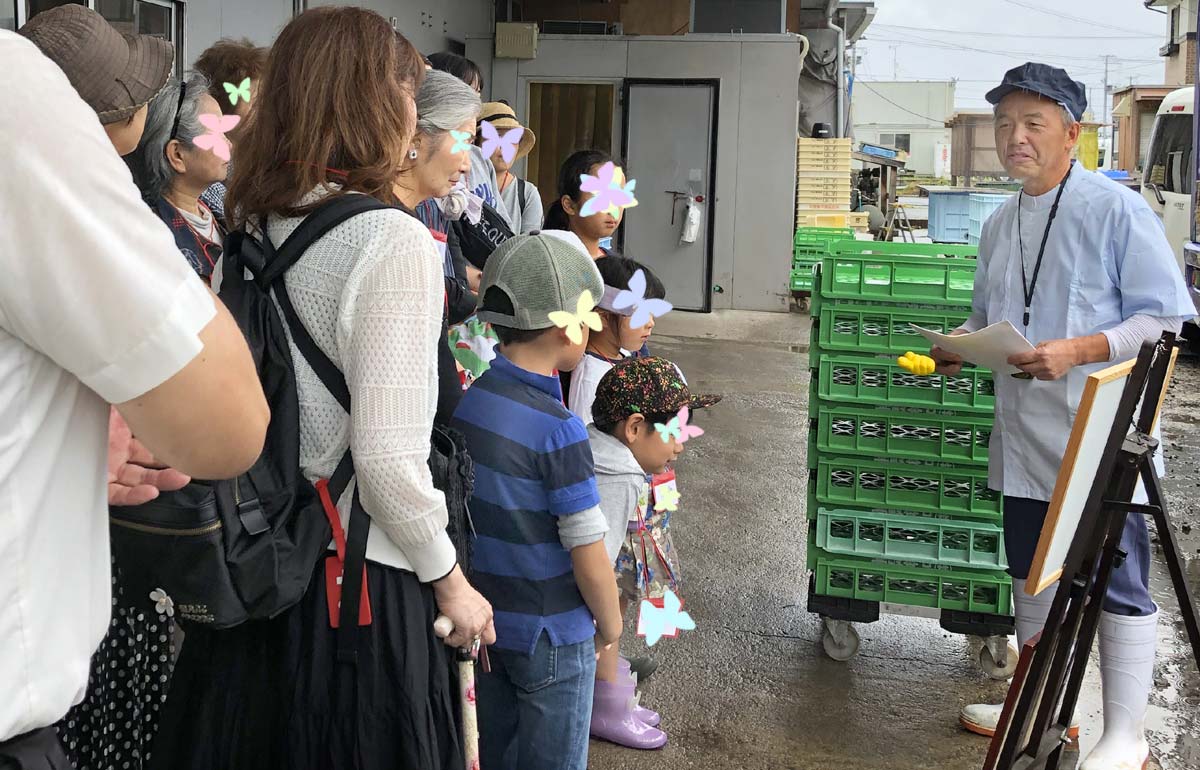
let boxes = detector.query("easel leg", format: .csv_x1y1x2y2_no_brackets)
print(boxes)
1139,461,1200,669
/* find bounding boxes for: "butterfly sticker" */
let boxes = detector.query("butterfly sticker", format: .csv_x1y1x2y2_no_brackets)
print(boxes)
579,162,638,218
479,120,525,165
548,290,602,345
614,268,673,328
653,486,680,513
637,589,695,646
449,130,473,155
194,114,241,162
223,77,251,107
653,406,704,445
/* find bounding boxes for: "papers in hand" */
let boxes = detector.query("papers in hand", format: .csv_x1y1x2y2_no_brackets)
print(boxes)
912,321,1035,375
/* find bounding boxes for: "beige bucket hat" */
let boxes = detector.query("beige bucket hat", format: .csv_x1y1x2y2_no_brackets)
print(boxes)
478,101,537,162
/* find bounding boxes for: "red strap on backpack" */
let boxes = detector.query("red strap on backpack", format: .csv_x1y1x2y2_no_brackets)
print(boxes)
315,478,372,627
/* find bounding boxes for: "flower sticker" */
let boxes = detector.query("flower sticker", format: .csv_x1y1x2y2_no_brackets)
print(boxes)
194,113,240,161
479,120,525,164
637,589,695,646
449,129,473,155
548,290,602,345
149,588,175,618
653,486,681,513
654,406,703,444
580,161,638,218
614,268,672,328
223,77,251,107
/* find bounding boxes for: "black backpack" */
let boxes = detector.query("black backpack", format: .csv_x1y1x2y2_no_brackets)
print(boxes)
109,195,389,631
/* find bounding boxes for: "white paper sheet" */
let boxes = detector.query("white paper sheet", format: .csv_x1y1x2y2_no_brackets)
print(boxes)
912,321,1036,375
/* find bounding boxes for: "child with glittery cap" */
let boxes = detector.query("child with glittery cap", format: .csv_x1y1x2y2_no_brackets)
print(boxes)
586,356,720,749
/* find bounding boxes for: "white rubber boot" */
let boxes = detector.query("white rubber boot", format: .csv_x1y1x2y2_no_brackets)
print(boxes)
960,579,1080,740
1080,610,1157,770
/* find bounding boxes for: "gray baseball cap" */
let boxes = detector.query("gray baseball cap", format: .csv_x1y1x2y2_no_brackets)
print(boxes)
477,233,605,331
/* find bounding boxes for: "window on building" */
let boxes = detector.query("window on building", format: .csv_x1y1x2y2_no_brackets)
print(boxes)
879,132,911,153
1170,7,1179,43
1145,113,1193,195
27,0,84,19
20,1,182,71
2,0,17,29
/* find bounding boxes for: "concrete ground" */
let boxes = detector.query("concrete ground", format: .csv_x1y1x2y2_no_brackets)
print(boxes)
587,310,1200,770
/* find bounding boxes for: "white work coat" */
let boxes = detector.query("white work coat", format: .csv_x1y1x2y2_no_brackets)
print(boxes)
966,168,1194,501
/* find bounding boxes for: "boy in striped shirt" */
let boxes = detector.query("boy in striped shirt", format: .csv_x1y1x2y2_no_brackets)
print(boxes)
451,234,622,770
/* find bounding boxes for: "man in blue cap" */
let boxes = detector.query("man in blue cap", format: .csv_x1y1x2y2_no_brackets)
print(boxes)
931,62,1194,770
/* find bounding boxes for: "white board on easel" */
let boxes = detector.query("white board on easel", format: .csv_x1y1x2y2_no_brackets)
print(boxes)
1026,351,1177,596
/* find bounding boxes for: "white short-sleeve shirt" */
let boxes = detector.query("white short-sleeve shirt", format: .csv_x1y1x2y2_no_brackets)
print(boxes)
0,33,216,740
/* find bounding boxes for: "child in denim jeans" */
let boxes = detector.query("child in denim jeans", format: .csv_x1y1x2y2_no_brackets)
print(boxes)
451,234,621,770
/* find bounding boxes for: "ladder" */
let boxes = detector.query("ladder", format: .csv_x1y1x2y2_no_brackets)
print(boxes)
882,202,916,242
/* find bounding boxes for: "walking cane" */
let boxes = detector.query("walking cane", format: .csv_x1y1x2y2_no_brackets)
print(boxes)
435,615,486,770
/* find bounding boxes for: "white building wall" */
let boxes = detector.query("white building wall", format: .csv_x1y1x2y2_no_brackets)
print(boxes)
182,0,492,71
470,34,803,312
852,80,955,176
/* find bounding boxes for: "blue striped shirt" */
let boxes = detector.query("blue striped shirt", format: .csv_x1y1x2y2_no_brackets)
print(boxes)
451,355,601,654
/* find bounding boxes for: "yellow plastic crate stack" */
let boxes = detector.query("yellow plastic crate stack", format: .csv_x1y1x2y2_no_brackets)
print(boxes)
796,137,868,231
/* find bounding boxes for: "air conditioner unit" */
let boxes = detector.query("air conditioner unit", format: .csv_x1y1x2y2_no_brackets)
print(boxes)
542,19,612,35
495,22,538,59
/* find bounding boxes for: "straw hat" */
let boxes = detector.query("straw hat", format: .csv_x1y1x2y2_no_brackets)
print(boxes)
478,101,536,162
20,4,174,125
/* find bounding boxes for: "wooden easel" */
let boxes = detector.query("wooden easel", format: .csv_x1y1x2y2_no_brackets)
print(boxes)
985,333,1200,770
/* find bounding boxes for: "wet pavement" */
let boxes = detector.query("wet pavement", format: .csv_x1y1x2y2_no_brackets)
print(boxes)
587,311,1200,770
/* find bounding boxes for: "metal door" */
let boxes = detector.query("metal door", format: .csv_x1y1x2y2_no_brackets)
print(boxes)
621,79,718,312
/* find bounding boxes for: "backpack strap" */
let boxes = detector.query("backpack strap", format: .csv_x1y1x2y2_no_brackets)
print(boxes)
264,194,391,665
517,177,526,219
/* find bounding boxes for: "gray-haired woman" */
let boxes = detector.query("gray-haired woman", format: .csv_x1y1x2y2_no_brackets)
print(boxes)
394,69,485,424
127,74,230,282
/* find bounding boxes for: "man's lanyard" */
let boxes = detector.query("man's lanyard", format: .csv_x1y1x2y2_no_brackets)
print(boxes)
1016,163,1073,328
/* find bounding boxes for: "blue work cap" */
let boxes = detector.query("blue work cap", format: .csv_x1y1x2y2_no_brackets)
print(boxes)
986,62,1088,122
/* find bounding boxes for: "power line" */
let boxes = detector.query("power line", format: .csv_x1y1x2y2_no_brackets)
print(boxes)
995,0,1161,36
863,35,1160,66
856,80,949,123
872,23,1158,40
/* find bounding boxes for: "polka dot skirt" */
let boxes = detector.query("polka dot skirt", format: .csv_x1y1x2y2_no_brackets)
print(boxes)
57,557,176,770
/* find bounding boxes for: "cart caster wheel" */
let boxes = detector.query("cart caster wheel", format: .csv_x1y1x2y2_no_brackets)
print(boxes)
796,296,811,313
979,639,1019,680
820,619,861,662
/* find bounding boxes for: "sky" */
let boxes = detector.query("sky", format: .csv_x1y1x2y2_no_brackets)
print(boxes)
855,0,1171,120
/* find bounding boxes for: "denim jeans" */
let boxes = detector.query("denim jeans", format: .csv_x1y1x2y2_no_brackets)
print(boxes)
477,632,597,770
1003,496,1155,617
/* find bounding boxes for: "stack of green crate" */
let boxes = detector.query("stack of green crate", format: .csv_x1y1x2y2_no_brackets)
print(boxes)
791,227,856,292
806,240,1015,663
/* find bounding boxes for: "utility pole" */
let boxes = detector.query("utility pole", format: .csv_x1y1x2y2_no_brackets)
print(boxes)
1102,54,1112,163
890,45,899,80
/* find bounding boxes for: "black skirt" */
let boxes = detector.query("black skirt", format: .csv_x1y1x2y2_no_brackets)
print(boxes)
148,557,463,770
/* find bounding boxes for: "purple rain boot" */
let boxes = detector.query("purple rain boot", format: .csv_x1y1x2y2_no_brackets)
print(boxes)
617,658,661,727
590,679,668,749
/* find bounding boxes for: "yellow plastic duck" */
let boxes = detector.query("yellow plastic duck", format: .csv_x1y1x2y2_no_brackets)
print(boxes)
897,351,936,376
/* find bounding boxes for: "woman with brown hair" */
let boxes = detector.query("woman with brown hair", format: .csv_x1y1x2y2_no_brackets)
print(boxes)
193,38,267,220
149,9,493,770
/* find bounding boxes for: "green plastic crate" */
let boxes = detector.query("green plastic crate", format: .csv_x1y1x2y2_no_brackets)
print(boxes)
827,240,979,259
795,226,855,247
791,265,817,292
816,302,970,357
812,454,1002,521
810,547,1012,615
819,253,976,307
813,402,992,466
815,353,995,414
814,506,1007,570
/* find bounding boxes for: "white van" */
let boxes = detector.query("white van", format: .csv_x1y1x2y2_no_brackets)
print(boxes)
1141,86,1200,332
